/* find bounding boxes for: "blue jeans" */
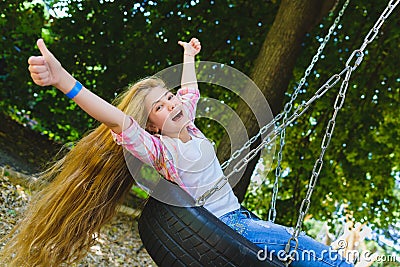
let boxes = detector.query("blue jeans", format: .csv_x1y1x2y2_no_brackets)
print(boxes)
219,208,354,267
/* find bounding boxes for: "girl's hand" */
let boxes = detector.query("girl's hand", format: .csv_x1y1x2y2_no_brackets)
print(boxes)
28,39,63,87
178,38,201,57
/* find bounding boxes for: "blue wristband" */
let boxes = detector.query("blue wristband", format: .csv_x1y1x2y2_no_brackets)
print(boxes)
65,81,83,99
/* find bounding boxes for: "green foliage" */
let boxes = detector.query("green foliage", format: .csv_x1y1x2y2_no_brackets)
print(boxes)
1,0,399,240
27,0,277,141
244,0,399,231
0,1,45,122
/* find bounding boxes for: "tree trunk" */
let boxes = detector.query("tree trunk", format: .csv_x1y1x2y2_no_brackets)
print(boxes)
0,112,62,174
218,0,336,202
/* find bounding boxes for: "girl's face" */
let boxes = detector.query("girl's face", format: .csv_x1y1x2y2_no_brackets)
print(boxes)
144,86,189,137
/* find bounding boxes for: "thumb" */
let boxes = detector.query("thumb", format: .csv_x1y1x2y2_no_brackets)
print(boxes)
178,40,186,47
37,39,53,59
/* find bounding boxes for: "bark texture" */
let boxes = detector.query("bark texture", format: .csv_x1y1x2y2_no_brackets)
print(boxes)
218,0,336,202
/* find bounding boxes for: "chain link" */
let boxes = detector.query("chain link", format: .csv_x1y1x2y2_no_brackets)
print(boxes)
196,63,354,205
271,0,351,202
284,67,352,264
196,64,351,205
271,0,351,222
209,0,351,212
284,2,399,264
196,0,399,218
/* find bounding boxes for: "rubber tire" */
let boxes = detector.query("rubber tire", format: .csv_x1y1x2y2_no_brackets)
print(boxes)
138,186,285,267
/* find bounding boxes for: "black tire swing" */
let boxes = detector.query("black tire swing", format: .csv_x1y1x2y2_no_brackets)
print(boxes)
137,1,398,266
138,182,284,267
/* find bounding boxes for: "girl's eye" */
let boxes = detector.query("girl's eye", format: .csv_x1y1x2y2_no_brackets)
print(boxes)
155,105,162,111
168,94,174,100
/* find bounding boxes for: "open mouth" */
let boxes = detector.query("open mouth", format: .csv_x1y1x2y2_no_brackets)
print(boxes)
172,110,183,122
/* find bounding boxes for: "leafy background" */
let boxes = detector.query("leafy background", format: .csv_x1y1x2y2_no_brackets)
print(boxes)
1,0,399,262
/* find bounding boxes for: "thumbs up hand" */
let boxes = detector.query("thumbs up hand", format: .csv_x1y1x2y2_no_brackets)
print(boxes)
178,38,201,57
28,39,76,94
28,39,64,87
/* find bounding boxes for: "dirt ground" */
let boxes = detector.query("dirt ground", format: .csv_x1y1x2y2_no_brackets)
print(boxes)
0,113,156,266
0,174,156,266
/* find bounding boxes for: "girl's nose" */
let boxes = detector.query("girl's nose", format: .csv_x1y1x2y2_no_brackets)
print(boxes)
168,102,176,111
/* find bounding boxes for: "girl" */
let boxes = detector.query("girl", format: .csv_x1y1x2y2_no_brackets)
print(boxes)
1,38,355,267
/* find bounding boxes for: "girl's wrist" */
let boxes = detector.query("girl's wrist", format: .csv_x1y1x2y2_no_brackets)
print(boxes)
65,81,83,99
55,68,77,94
183,53,196,64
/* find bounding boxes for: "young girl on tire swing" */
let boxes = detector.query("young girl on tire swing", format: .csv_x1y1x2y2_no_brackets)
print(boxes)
1,38,355,267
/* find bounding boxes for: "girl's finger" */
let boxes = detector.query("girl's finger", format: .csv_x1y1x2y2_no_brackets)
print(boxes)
28,56,45,65
30,72,42,82
32,75,50,86
40,76,50,85
37,71,50,80
28,64,47,74
37,39,53,59
178,41,187,47
31,71,49,82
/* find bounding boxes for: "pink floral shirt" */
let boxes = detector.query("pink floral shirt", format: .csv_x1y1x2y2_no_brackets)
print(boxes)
111,87,205,187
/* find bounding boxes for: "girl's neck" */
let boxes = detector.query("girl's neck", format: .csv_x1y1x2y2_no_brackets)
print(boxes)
163,127,192,143
178,131,192,143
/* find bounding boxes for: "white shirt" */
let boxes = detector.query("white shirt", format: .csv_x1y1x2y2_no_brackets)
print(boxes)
170,136,240,218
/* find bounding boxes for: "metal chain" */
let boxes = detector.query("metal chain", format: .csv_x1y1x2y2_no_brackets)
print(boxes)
268,0,350,222
283,66,352,266
196,0,399,207
284,1,399,265
195,65,350,206
199,0,350,207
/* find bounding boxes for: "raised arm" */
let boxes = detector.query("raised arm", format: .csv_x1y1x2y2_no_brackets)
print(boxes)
178,38,201,89
28,39,130,134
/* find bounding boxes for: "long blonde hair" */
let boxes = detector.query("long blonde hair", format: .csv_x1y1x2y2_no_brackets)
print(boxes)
0,77,165,266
